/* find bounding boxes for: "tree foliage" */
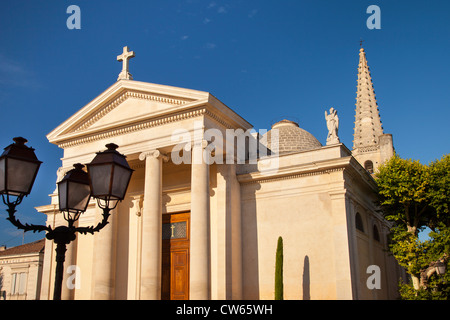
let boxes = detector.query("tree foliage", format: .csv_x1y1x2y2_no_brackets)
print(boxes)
376,154,450,299
376,155,430,234
428,155,450,227
275,236,283,300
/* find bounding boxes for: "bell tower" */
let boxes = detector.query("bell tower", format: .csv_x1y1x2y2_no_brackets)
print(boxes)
352,46,394,173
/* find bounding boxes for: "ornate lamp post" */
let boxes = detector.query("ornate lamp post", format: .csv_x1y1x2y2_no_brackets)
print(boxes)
0,137,42,201
86,143,133,208
0,138,133,300
435,260,447,276
420,254,448,290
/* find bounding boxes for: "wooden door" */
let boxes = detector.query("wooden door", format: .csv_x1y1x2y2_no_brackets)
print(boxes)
161,212,190,300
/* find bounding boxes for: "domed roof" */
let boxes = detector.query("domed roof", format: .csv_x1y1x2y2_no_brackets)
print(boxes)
262,119,322,154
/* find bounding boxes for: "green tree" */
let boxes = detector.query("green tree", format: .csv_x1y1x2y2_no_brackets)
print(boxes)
275,236,283,300
376,155,431,235
428,155,450,227
376,154,450,299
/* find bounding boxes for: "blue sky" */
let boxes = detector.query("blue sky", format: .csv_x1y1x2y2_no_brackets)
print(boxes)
0,0,449,247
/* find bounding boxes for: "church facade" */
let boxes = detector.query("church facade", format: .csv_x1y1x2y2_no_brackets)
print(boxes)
36,46,403,300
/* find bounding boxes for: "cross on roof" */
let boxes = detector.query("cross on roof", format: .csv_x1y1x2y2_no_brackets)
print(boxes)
117,46,135,81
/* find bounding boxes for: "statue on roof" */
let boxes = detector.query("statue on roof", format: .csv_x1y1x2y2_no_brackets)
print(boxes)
325,107,340,145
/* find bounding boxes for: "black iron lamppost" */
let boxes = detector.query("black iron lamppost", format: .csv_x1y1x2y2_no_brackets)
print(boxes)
0,138,133,300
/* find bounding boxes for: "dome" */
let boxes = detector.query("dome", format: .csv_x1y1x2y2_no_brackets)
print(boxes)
262,119,322,154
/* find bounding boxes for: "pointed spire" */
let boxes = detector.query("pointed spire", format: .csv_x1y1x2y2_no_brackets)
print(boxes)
353,47,384,150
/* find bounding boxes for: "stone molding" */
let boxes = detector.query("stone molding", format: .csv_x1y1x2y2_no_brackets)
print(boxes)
139,149,169,162
58,108,207,148
353,145,380,154
238,167,345,185
56,107,238,149
75,90,193,132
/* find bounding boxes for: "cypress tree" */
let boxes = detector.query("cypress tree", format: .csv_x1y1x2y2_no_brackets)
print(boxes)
275,236,284,300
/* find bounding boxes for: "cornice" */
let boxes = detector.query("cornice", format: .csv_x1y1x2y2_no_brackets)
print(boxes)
54,104,251,149
239,167,346,185
204,108,236,129
57,107,208,148
237,157,351,185
343,156,378,193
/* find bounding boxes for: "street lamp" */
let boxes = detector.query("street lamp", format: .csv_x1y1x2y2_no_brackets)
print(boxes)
0,138,133,300
420,255,448,290
0,137,42,202
435,260,446,276
86,143,133,208
1,138,47,233
57,163,91,225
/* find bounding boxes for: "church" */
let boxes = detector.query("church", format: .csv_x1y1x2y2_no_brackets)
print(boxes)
36,46,403,300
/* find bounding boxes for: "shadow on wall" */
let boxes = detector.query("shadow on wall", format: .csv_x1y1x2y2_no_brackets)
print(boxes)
303,255,310,300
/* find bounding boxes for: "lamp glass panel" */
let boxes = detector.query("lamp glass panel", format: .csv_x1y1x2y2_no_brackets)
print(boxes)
436,265,446,275
89,164,112,197
0,158,5,192
111,165,131,199
7,158,39,195
58,180,68,211
68,181,91,211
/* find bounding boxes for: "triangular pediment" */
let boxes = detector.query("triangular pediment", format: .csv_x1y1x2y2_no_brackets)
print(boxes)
74,89,195,132
47,80,210,145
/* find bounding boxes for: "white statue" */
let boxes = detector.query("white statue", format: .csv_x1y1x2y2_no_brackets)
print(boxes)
325,107,340,145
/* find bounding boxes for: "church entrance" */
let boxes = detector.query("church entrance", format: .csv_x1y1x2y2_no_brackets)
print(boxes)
161,212,190,300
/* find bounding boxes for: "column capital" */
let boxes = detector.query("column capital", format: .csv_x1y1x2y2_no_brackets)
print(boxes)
139,149,169,162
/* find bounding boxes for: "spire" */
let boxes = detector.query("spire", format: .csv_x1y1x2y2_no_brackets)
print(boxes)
353,47,384,150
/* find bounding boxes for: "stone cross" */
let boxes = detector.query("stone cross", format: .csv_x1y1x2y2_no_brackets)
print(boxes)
117,46,135,81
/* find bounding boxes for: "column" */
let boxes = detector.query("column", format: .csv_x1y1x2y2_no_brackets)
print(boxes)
93,207,117,299
190,140,211,299
139,150,167,299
